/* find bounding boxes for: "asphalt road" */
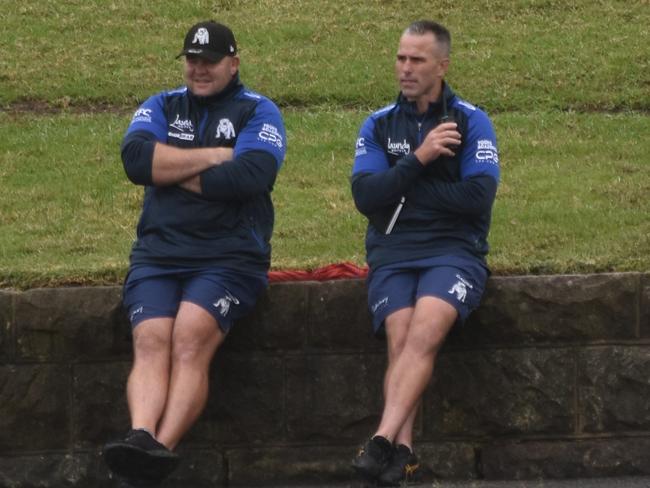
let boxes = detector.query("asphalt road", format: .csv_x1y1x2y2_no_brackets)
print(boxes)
274,478,650,488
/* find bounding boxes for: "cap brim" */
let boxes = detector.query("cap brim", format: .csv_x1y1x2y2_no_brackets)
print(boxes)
176,49,226,62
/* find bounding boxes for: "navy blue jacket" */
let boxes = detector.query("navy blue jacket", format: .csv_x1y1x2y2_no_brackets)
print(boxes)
351,83,500,270
121,75,286,273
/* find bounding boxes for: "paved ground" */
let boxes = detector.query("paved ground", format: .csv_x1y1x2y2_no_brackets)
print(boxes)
423,477,650,487
276,478,650,488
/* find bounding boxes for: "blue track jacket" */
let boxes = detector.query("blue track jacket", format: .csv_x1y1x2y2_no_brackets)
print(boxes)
121,75,286,273
351,83,500,270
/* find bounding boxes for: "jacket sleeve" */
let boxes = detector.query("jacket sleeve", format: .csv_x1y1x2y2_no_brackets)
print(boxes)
120,93,168,186
351,154,424,216
405,174,498,216
200,97,286,201
199,149,278,200
121,130,156,186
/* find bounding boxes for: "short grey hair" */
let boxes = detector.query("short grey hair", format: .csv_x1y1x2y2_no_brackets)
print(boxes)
404,20,451,56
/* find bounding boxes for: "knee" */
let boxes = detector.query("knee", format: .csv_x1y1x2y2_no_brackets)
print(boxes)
171,336,203,364
133,330,171,358
404,321,447,358
387,335,408,362
171,331,220,365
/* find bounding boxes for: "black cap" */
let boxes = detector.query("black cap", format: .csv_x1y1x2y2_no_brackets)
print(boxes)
176,21,237,62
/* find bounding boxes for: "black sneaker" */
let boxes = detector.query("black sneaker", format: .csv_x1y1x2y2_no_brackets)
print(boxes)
103,429,179,483
377,444,420,487
352,435,393,482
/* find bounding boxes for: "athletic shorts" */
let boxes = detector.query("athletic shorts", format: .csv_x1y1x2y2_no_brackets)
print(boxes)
367,255,489,336
122,264,268,332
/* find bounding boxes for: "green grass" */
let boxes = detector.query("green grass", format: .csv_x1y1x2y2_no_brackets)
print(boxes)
1,0,649,288
1,0,648,111
1,109,648,288
490,111,650,274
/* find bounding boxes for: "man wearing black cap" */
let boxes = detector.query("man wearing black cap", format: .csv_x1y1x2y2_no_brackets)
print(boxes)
103,21,286,485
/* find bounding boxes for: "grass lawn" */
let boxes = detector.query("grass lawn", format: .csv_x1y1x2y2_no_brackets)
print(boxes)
1,0,648,288
1,109,648,288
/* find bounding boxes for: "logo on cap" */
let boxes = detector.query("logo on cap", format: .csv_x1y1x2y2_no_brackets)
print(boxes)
192,27,210,45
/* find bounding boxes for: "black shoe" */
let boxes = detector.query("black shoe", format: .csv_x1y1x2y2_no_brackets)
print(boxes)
103,429,179,483
352,435,393,482
377,444,420,487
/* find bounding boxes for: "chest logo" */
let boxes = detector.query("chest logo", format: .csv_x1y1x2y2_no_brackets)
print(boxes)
168,114,195,141
170,114,194,132
216,118,236,139
387,137,411,156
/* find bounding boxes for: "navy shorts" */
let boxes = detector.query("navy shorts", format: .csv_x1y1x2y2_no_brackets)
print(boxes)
367,255,489,336
122,265,268,332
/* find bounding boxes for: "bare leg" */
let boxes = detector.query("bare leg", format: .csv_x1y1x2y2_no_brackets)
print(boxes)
375,296,457,442
383,308,418,448
127,318,174,434
156,301,225,449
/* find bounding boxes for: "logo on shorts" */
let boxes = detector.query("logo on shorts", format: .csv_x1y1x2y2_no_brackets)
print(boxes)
213,290,240,317
371,296,389,314
447,274,473,303
130,306,144,322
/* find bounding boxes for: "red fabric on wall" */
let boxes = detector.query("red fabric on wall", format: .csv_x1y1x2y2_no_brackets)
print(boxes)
268,262,368,282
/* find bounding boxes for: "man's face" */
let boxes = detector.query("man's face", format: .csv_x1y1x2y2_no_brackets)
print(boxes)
395,32,449,101
184,54,240,97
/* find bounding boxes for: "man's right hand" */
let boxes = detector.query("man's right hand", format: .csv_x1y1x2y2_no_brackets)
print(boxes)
413,122,461,165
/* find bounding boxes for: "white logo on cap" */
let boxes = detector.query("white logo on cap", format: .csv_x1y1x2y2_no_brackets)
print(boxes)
193,27,209,45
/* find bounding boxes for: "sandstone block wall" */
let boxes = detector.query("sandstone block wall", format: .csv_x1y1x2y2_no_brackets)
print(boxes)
0,273,649,487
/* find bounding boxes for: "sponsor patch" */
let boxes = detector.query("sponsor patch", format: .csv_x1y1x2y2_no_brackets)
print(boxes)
131,108,152,123
355,137,367,156
475,139,499,165
168,131,195,141
258,123,284,149
387,137,411,156
170,114,194,132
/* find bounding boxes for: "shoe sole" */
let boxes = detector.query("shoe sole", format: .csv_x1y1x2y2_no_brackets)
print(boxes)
103,442,179,481
377,468,421,487
352,462,382,484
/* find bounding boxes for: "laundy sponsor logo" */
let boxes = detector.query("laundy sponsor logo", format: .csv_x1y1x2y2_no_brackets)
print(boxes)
387,137,411,156
168,114,196,141
170,114,194,132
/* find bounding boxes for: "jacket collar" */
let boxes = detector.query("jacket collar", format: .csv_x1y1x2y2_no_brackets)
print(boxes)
188,73,244,106
396,81,455,117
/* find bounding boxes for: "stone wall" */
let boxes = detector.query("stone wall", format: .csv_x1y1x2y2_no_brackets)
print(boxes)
0,273,649,487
